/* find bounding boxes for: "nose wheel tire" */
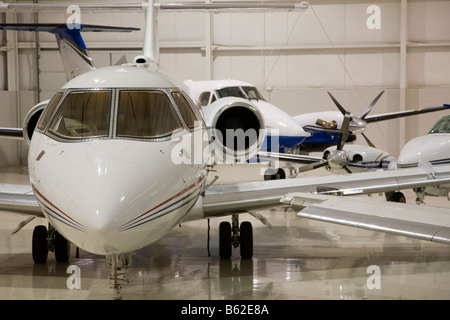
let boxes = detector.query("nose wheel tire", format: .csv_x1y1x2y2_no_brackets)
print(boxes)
32,225,71,264
54,231,71,263
32,225,48,264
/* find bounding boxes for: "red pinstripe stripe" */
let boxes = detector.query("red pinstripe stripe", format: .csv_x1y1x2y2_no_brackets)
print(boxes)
32,184,85,228
120,174,205,228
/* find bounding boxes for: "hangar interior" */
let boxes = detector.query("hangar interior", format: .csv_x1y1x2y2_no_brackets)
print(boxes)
0,0,449,301
0,0,449,167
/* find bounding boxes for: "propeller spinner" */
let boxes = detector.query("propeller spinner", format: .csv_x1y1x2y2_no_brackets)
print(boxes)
297,111,353,174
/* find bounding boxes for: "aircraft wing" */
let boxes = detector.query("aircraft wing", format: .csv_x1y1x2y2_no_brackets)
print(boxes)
0,184,42,217
187,164,450,244
365,104,450,123
257,151,322,164
200,164,450,215
0,127,23,140
1,163,450,244
284,192,450,244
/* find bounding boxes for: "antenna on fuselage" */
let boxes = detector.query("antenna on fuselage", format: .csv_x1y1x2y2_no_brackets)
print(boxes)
133,0,159,69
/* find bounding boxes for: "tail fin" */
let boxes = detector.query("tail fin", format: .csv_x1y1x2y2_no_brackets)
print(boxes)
0,23,139,80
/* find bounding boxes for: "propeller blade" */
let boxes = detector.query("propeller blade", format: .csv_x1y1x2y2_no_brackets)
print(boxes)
337,112,351,150
296,159,328,173
361,132,376,148
327,91,348,116
343,165,352,174
360,90,385,119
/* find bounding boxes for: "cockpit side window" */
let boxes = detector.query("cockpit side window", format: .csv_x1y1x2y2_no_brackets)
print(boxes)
48,90,111,139
429,117,450,134
117,90,183,139
198,91,211,106
172,91,205,130
36,92,63,132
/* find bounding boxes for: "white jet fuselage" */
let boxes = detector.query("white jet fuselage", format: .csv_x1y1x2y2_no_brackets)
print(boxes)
27,66,208,255
398,134,450,168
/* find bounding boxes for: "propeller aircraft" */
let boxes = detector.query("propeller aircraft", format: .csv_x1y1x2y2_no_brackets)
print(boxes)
304,114,450,204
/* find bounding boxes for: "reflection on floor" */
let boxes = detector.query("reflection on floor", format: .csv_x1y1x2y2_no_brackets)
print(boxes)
0,164,449,300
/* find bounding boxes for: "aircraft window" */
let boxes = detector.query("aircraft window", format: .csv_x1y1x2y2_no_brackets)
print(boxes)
242,86,266,101
36,92,63,131
172,91,205,130
198,92,210,106
429,117,450,134
117,90,183,139
216,87,246,99
48,90,111,139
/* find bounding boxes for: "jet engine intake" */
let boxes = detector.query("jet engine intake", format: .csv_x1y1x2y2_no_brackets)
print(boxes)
23,100,49,145
202,97,265,163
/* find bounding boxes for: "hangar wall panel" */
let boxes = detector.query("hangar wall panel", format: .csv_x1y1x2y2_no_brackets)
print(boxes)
0,0,449,166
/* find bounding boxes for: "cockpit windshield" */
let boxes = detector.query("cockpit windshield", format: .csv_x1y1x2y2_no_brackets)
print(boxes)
216,87,246,99
429,116,450,134
48,90,111,139
241,86,266,101
216,86,266,101
42,88,201,141
117,90,183,138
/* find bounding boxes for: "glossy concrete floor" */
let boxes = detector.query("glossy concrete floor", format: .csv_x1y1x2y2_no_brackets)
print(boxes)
0,164,449,300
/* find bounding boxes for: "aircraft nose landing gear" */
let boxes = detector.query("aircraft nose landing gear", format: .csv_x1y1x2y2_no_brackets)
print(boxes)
106,253,131,300
219,214,253,260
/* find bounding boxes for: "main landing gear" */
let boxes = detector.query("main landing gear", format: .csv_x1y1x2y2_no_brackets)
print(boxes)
385,191,406,203
32,224,70,264
219,214,253,260
264,167,286,180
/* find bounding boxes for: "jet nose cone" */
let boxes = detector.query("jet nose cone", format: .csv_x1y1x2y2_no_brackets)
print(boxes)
30,138,205,255
398,134,450,168
33,164,142,254
29,140,169,255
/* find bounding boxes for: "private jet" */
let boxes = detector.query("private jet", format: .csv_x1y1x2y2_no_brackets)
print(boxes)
184,79,310,153
1,1,450,300
185,79,449,154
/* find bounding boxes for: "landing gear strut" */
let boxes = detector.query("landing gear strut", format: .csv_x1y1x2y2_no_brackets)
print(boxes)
32,224,70,264
219,214,253,259
414,188,425,205
106,254,131,300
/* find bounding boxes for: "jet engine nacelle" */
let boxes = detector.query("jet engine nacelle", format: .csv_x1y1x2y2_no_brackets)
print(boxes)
23,100,49,145
201,97,265,163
